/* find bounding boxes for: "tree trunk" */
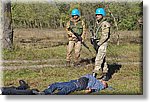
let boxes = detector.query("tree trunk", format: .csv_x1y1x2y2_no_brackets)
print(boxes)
1,0,13,50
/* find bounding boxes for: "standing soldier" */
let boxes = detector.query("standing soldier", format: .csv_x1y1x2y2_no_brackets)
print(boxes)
66,9,86,67
92,8,110,81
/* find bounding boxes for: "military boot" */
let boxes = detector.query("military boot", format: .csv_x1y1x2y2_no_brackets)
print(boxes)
101,73,110,81
73,62,80,67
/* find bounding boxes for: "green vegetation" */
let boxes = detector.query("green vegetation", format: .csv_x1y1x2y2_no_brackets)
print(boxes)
3,64,142,95
2,43,141,63
2,1,143,95
2,29,142,95
3,45,67,60
11,1,142,30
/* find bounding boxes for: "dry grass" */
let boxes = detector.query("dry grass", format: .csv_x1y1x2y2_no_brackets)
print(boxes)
3,64,142,95
2,28,143,95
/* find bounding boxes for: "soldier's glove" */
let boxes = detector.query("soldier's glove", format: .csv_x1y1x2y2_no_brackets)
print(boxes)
90,38,94,45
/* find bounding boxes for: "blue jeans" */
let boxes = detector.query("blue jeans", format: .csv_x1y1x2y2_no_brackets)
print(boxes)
44,80,78,95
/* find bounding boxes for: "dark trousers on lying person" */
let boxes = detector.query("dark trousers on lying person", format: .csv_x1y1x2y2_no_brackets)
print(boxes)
1,87,36,95
43,80,79,95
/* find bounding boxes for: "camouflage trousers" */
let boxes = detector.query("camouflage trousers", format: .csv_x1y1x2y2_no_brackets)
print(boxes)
66,41,82,63
93,42,108,74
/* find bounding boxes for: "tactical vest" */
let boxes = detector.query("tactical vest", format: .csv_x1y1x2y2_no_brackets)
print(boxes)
94,23,101,40
94,19,106,40
69,20,83,36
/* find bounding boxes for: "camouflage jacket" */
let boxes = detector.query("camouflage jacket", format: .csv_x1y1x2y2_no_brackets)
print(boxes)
66,17,86,41
94,19,110,46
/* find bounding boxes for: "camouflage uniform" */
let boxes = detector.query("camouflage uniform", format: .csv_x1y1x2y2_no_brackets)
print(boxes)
66,17,86,64
93,19,110,74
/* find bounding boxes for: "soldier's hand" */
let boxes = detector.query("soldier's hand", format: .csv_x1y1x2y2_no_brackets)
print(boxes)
90,38,94,44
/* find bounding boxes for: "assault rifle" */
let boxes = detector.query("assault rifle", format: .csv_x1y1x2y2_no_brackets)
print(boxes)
68,27,92,53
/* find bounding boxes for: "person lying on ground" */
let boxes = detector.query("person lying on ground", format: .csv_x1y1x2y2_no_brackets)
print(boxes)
34,74,108,95
1,80,38,95
1,74,108,95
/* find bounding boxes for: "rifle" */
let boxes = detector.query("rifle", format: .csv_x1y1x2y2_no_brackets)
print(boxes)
68,27,92,53
89,28,99,53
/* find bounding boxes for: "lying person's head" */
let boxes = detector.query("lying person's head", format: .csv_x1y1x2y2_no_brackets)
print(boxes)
100,80,108,89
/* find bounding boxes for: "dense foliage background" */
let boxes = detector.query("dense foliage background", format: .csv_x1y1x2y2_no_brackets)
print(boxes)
11,1,143,30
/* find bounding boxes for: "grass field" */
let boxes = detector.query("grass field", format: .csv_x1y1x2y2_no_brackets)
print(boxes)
2,28,143,95
3,64,142,95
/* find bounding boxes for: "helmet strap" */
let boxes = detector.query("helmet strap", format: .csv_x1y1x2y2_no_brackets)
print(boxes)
97,17,103,23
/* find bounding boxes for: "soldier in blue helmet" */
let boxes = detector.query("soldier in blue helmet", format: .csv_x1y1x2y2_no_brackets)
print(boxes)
92,8,111,81
66,9,86,67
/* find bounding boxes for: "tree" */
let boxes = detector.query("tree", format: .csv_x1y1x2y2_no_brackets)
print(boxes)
1,0,13,50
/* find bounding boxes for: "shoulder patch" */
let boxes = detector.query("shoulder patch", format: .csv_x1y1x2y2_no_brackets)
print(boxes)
101,21,110,28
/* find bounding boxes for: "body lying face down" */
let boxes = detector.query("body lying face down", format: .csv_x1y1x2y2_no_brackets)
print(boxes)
1,74,108,95
42,74,108,95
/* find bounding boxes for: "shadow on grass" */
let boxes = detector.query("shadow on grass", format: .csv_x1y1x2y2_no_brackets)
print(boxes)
79,58,122,81
79,57,96,65
107,63,122,80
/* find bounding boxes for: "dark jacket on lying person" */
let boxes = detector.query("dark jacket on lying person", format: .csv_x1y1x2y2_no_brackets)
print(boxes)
1,77,89,95
1,80,38,95
1,74,108,95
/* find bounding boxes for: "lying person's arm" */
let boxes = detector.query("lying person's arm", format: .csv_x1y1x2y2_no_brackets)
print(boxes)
85,88,92,93
85,88,96,93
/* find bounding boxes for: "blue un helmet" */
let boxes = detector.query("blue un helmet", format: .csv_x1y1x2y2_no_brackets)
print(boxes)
71,9,80,16
95,8,106,16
